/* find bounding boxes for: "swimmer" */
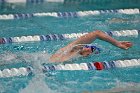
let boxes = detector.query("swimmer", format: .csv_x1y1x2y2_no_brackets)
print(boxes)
49,30,132,62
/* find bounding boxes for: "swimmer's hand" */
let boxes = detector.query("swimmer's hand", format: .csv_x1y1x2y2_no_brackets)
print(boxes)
117,41,133,49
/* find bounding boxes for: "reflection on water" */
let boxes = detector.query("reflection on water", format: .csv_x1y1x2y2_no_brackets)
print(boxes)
107,18,140,24
94,82,140,93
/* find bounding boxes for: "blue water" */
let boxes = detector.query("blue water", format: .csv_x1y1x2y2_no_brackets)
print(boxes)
0,1,140,93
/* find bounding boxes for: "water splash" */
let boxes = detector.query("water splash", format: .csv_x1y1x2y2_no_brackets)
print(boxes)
0,50,52,66
0,51,19,65
19,75,56,93
19,51,56,93
19,51,51,64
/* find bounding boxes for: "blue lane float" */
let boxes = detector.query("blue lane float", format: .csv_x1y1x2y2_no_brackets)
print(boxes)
2,0,140,4
27,0,44,3
0,59,140,78
0,8,139,20
1,0,45,3
0,29,139,44
14,13,34,19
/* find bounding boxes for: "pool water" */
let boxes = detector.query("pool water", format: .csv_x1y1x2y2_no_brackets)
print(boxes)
0,1,140,93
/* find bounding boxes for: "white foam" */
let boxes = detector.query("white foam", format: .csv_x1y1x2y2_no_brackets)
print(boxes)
46,0,64,2
19,51,56,93
0,52,18,65
5,0,26,3
19,75,55,93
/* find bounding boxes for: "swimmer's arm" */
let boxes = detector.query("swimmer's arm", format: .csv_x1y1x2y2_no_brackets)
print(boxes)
49,53,60,62
69,30,131,49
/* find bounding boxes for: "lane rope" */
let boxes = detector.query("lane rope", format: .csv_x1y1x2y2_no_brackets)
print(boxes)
0,8,139,20
0,58,139,78
0,29,139,44
2,0,139,4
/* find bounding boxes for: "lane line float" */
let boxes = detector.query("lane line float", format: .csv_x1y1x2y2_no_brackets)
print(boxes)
0,8,139,20
0,29,139,44
0,58,139,78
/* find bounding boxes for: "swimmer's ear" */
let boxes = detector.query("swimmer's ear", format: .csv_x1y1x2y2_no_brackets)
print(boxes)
71,46,83,52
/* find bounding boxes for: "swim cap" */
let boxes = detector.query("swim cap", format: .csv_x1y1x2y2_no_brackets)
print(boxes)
84,45,101,54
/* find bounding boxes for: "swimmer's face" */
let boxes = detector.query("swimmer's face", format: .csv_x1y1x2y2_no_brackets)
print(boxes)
79,47,93,57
